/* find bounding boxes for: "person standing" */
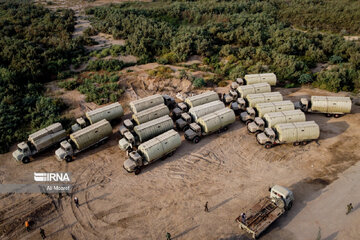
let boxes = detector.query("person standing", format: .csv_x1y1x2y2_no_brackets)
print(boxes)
40,228,46,239
74,196,79,208
25,220,30,232
241,212,247,224
204,201,209,212
346,203,354,215
166,232,171,240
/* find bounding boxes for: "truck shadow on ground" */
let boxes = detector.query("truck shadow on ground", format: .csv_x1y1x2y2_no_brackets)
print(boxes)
139,121,246,174
260,178,328,239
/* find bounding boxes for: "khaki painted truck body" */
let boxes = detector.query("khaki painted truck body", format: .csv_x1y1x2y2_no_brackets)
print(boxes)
257,121,320,148
118,115,174,151
236,83,271,98
236,185,294,239
232,92,283,113
72,102,124,132
236,73,277,86
56,120,112,161
188,100,225,121
12,123,67,163
184,91,219,108
129,94,164,114
240,100,294,123
123,130,181,174
132,104,170,125
184,108,236,143
248,110,306,133
297,96,352,117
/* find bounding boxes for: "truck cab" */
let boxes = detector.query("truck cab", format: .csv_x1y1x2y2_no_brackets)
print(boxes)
236,78,244,85
295,98,310,112
184,123,202,143
230,81,240,90
172,102,188,119
123,151,143,174
256,128,276,148
247,117,265,133
55,140,74,162
270,185,294,210
175,113,192,131
71,117,87,132
240,107,256,124
118,131,136,151
163,95,176,109
12,142,32,163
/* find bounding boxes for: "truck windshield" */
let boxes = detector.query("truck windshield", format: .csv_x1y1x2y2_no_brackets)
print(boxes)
18,147,23,152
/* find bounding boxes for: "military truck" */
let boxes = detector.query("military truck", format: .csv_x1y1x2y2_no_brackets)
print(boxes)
223,83,271,105
184,108,236,143
55,119,112,162
256,121,320,149
240,100,294,124
236,185,294,239
231,92,283,114
123,129,181,175
236,73,277,86
119,115,174,151
175,100,225,131
296,96,352,117
248,110,306,133
120,104,170,134
71,102,123,132
130,94,176,114
172,91,219,119
12,123,67,163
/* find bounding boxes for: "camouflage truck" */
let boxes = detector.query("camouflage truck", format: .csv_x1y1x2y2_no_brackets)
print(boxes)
295,96,352,117
236,73,277,86
236,185,294,239
240,100,294,124
248,110,306,133
172,91,220,119
256,121,320,149
12,123,67,163
123,130,181,175
231,92,283,114
175,100,225,131
55,120,112,162
72,102,124,132
184,108,236,143
118,115,174,151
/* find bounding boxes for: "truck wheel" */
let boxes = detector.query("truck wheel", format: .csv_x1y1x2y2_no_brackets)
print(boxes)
193,136,200,144
326,113,332,117
134,168,141,175
334,114,340,118
223,126,228,131
245,120,252,125
65,156,72,162
22,157,30,164
286,201,293,211
182,125,189,132
301,141,308,146
167,151,174,157
264,143,272,149
293,142,300,146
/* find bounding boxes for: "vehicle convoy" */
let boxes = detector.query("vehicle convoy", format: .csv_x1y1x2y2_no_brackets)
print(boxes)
247,110,306,133
119,115,174,151
296,96,352,117
55,119,112,162
175,100,225,131
223,83,271,104
236,73,277,86
231,92,283,114
172,91,220,119
12,123,67,163
119,104,170,134
184,108,236,143
256,121,320,148
71,102,124,132
240,100,294,124
123,129,181,175
236,185,294,239
129,94,176,114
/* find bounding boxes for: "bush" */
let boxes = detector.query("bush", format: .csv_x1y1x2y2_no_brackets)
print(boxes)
298,74,313,84
192,77,206,88
58,79,79,90
87,59,131,71
329,55,343,64
147,66,174,78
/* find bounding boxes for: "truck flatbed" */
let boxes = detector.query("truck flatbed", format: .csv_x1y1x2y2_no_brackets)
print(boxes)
237,197,285,239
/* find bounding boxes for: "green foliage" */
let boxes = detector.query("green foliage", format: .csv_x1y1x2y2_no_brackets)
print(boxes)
77,73,123,104
0,2,82,153
329,55,343,64
58,79,79,90
86,59,132,71
313,65,357,92
192,77,206,88
298,74,313,84
147,66,173,78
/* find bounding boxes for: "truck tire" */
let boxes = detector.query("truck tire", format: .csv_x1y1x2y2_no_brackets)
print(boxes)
167,151,174,157
193,136,200,144
264,142,272,149
326,113,332,117
286,201,293,211
22,157,30,164
334,114,340,118
182,125,189,132
301,141,308,146
134,168,141,175
293,142,300,146
223,126,228,131
245,120,252,125
65,156,72,162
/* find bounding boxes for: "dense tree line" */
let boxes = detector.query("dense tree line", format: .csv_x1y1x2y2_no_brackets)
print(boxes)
0,1,84,153
87,0,360,92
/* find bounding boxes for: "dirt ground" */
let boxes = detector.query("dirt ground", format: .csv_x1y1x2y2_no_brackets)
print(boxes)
1,85,360,240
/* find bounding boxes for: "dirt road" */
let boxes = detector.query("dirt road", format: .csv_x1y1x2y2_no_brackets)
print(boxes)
1,87,359,240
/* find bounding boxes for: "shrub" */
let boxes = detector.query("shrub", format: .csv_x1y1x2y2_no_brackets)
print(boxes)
192,77,206,88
